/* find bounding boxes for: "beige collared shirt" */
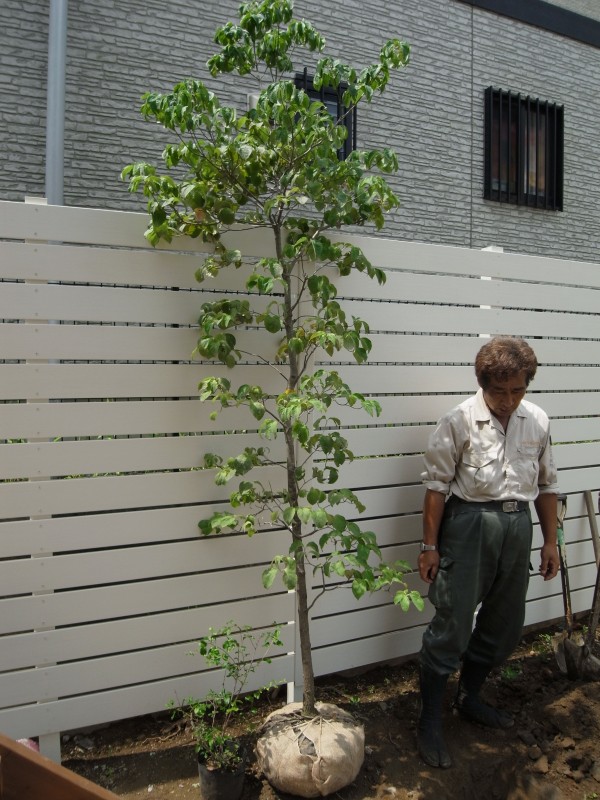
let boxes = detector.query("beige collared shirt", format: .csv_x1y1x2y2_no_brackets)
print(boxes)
421,388,559,502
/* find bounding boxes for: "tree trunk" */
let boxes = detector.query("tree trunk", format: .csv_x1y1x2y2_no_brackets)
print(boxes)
276,222,317,718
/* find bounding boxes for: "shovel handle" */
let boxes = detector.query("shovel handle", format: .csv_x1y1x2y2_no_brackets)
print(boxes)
586,556,600,650
556,495,573,632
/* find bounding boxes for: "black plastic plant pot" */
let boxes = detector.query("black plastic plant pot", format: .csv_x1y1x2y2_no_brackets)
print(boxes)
196,750,246,800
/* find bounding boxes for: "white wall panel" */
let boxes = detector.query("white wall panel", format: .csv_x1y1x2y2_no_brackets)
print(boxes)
1,201,599,749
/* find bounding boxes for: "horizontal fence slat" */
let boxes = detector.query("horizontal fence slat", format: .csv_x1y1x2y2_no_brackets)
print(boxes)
0,466,280,519
0,322,275,363
0,364,284,401
0,433,285,480
0,533,287,597
0,400,253,440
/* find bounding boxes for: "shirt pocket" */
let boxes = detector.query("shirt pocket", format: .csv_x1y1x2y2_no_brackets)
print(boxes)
516,444,540,485
461,449,499,493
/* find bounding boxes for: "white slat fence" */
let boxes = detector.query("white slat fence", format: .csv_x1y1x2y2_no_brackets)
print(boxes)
0,200,598,758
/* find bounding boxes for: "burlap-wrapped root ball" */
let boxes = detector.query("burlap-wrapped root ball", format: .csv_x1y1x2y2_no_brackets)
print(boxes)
256,702,364,797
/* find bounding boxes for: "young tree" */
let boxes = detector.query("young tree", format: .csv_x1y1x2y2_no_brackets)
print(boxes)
123,0,422,719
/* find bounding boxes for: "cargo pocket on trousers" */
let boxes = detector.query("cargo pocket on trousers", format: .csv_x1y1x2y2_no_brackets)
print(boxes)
428,556,454,610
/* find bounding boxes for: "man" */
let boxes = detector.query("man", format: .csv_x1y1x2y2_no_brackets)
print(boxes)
417,336,559,769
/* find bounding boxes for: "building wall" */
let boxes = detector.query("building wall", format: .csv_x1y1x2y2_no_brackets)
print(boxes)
1,0,599,261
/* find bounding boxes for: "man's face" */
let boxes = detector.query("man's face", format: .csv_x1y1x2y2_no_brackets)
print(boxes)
481,370,528,423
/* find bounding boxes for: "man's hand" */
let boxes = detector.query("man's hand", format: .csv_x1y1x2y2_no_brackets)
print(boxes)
418,550,440,584
539,542,560,580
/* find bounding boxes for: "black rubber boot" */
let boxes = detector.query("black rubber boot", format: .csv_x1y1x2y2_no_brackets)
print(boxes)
453,659,514,729
416,666,452,769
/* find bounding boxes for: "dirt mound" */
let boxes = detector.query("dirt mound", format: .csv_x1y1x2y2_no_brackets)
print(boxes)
63,625,600,799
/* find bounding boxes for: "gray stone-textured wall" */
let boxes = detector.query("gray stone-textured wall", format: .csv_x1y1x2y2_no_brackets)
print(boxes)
1,0,599,262
0,1,49,201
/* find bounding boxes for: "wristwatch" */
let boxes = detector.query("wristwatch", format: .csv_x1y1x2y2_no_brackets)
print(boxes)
420,542,437,552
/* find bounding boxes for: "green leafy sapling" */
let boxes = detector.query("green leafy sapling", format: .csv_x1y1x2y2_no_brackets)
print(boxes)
175,622,283,771
123,0,423,719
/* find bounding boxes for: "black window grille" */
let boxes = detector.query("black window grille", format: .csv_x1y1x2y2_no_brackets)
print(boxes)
295,69,357,159
484,87,564,211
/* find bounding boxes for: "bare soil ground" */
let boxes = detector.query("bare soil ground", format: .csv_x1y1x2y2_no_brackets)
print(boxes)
62,623,600,800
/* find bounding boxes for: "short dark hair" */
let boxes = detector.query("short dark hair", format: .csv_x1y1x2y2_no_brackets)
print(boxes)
475,336,538,389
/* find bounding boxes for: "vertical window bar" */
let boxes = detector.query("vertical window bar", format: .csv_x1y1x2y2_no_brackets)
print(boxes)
524,97,531,205
557,105,564,211
484,87,492,200
551,105,556,210
535,98,540,207
544,101,550,210
507,91,512,201
552,105,562,211
498,89,504,203
517,95,523,206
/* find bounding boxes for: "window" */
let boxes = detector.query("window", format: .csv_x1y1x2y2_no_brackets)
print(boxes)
295,69,357,159
484,87,564,211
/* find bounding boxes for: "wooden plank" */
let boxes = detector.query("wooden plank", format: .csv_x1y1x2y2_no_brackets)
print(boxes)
336,454,423,489
552,417,600,443
0,399,254,440
0,364,284,401
340,299,600,339
342,426,430,457
0,468,260,519
0,323,276,364
0,282,275,326
0,733,119,800
553,466,600,494
0,432,285,480
328,230,600,287
0,505,227,557
330,364,600,393
0,534,287,597
553,441,600,470
325,333,600,367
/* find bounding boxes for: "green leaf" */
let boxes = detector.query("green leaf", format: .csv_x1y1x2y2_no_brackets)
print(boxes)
311,508,328,528
307,486,325,505
331,514,346,533
262,565,278,589
297,507,312,524
282,561,297,589
263,314,281,333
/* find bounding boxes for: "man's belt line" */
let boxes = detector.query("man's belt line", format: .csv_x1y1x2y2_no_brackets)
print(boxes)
449,496,528,513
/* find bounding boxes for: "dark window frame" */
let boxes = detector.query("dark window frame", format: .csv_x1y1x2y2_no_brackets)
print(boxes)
294,69,357,159
484,86,564,211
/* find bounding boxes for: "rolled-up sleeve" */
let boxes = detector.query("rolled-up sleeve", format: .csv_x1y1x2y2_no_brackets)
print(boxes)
421,415,461,495
537,431,559,495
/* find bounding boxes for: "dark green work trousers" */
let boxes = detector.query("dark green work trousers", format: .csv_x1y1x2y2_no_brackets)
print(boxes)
420,501,533,676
